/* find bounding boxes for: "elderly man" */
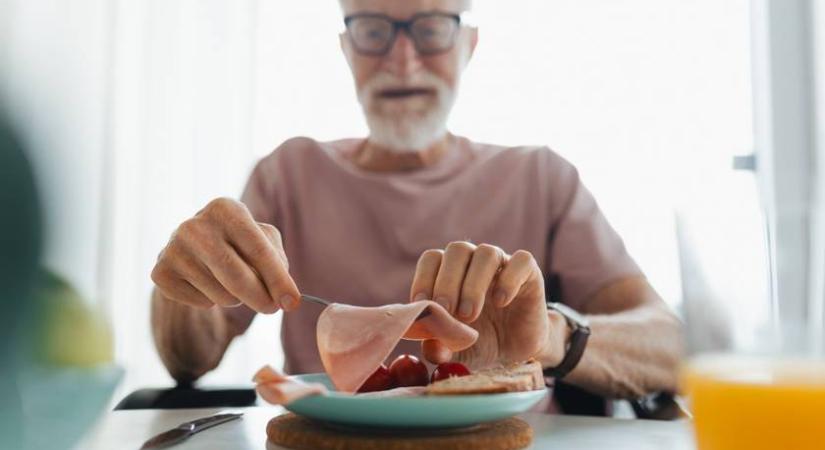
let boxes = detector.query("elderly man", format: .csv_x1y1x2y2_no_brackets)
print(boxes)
150,0,682,408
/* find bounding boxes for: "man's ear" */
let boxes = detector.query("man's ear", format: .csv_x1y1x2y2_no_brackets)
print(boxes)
468,27,479,59
460,27,479,66
340,32,354,68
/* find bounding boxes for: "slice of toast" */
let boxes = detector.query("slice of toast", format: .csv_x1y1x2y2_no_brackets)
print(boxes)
426,359,545,395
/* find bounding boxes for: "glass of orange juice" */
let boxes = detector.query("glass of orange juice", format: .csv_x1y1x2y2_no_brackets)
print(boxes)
679,219,825,450
684,355,825,450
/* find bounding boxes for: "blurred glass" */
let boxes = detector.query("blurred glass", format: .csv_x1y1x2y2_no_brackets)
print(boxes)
0,107,121,450
0,107,40,450
679,201,825,449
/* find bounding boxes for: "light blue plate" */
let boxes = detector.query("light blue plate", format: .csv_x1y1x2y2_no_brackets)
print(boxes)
284,373,549,429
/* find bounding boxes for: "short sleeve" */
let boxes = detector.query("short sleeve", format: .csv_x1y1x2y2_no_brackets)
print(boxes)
545,155,642,310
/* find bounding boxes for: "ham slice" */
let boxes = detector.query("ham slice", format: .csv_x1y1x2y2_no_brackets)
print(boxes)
253,365,289,384
355,386,427,398
253,365,327,405
317,300,478,393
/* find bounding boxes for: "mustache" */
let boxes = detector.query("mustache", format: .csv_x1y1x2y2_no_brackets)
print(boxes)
360,72,450,99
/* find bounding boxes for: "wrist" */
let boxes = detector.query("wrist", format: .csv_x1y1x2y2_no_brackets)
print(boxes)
538,309,572,369
222,304,255,337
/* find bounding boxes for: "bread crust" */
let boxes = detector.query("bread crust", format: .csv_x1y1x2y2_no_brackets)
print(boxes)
426,359,545,395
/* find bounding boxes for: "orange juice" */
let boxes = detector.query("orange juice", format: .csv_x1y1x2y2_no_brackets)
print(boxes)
684,355,825,450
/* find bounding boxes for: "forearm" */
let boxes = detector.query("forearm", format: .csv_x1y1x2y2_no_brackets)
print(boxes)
564,303,683,398
150,288,251,383
537,277,684,399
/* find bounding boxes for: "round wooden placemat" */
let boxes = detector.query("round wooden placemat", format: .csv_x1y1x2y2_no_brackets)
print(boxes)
266,413,533,450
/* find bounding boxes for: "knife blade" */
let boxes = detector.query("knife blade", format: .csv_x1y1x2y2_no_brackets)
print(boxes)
139,412,242,449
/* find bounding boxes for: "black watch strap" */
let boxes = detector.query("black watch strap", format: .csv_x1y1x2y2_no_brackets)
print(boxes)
543,302,591,379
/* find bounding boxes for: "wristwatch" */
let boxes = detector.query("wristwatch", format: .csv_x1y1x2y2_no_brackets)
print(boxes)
543,302,591,379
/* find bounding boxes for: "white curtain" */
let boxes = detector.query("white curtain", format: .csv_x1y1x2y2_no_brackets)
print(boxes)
814,1,825,345
103,0,279,396
0,0,110,302
2,0,764,398
749,0,825,350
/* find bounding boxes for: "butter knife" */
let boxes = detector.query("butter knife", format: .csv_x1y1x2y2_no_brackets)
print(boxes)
139,412,242,449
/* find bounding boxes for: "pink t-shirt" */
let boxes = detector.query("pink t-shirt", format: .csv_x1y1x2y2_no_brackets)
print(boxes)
241,135,640,376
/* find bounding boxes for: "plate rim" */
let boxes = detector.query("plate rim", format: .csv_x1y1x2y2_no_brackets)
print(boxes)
291,372,550,400
284,372,549,429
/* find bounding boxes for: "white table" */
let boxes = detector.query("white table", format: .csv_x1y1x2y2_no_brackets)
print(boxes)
79,407,694,449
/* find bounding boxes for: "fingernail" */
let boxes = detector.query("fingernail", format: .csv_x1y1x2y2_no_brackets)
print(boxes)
413,292,428,302
280,295,296,310
458,301,473,319
493,289,507,306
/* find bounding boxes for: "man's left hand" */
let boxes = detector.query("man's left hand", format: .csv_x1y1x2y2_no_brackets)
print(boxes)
410,242,557,369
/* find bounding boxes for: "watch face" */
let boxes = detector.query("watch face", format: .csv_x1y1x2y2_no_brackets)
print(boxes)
548,302,590,328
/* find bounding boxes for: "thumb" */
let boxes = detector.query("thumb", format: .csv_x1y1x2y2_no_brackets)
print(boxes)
422,339,453,364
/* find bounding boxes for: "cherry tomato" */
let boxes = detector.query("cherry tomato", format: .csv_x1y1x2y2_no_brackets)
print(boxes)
388,354,429,387
430,362,471,383
357,364,395,393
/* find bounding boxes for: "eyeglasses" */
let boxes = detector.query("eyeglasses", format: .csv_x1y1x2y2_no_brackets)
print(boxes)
344,12,462,57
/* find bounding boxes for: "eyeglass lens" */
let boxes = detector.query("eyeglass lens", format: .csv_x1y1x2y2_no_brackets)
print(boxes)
346,13,459,55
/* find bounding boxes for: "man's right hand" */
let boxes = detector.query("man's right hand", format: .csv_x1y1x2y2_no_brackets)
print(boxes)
151,198,300,314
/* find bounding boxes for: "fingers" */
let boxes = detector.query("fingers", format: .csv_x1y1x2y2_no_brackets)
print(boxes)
412,242,508,323
432,241,476,314
492,250,538,307
193,236,280,314
410,242,541,324
152,197,300,314
172,248,240,308
224,214,300,311
258,222,290,270
421,339,453,365
151,264,213,310
410,249,443,303
458,244,505,322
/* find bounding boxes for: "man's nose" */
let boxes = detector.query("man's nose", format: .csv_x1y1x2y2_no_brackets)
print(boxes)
381,31,423,77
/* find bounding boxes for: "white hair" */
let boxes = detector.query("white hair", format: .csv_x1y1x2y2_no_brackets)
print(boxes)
342,1,475,152
339,0,473,14
357,71,458,152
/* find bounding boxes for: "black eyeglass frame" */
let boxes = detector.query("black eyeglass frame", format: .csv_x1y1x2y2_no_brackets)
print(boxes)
343,11,463,56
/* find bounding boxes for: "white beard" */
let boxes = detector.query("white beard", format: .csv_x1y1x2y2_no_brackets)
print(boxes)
357,71,457,153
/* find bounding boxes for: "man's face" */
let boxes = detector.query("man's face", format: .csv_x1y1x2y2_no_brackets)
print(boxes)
340,0,477,152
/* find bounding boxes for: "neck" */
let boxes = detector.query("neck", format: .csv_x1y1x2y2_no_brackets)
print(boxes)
352,134,453,172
